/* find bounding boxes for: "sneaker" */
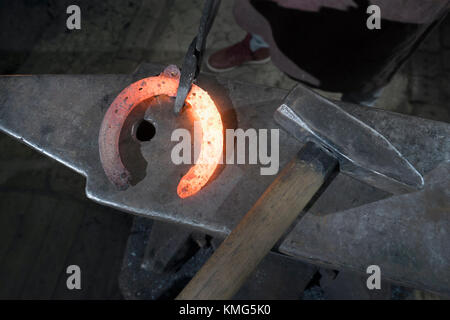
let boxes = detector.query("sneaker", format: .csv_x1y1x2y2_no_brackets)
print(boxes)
206,34,270,72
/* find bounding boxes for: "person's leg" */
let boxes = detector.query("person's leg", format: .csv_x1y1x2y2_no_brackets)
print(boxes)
206,33,270,72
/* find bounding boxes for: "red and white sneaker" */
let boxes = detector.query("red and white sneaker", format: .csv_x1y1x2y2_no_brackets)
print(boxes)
206,34,270,72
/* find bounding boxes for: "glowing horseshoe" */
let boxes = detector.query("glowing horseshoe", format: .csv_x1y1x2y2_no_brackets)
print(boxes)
98,65,223,199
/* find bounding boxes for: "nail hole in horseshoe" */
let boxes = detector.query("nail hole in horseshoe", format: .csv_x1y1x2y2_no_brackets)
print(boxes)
135,119,156,142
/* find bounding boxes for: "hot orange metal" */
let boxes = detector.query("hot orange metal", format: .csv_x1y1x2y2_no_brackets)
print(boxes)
98,65,223,199
177,85,223,198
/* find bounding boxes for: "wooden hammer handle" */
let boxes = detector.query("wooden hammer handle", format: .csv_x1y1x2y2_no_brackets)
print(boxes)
176,142,337,300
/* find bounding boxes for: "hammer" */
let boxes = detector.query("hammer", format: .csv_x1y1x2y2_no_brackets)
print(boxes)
177,84,424,300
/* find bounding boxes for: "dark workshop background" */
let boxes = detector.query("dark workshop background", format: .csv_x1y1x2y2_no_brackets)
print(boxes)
0,0,449,299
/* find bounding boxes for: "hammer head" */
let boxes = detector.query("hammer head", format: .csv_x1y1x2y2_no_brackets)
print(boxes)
274,85,424,194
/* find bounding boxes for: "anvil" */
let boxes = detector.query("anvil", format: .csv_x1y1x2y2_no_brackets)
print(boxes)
0,63,449,295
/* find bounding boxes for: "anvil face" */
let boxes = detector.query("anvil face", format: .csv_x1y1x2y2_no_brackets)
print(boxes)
0,63,449,294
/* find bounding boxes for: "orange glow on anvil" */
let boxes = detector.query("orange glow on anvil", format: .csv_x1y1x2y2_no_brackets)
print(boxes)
98,68,223,199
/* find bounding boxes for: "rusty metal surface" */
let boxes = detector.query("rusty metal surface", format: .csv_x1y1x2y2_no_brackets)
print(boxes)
99,65,182,190
0,63,449,294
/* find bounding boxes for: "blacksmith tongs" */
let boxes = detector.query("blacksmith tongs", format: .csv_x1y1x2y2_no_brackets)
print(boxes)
174,0,221,115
